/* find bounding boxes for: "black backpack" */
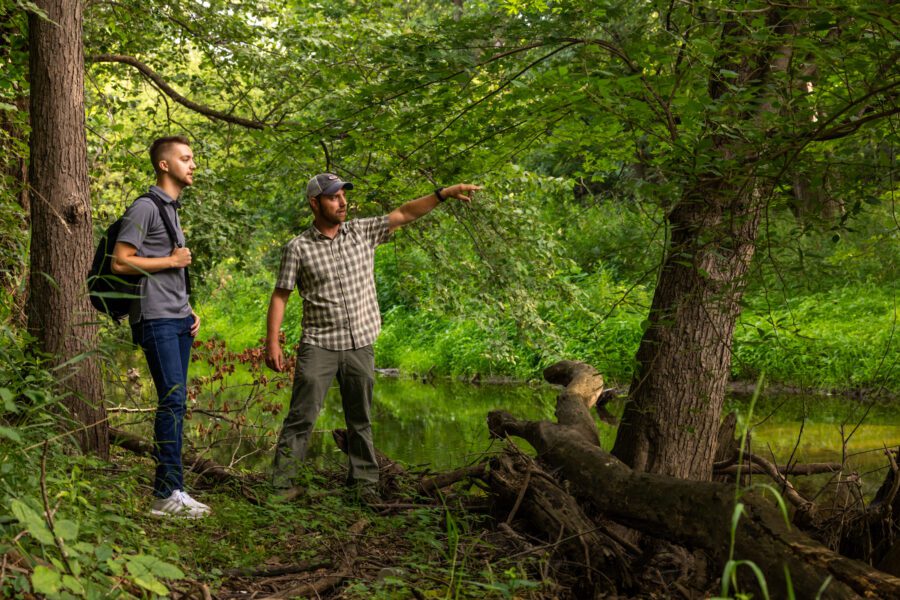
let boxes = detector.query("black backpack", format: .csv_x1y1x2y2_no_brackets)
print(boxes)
87,192,191,321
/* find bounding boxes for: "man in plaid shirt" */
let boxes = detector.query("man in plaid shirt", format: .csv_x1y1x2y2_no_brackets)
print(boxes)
265,173,480,499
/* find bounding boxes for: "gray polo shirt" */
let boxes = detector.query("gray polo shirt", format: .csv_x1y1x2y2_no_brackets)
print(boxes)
117,186,192,322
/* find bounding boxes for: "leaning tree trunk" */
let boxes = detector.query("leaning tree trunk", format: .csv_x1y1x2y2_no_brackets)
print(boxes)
611,12,798,481
27,0,108,457
612,182,762,480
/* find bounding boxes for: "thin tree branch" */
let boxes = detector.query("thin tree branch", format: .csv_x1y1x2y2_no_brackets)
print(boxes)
87,54,267,129
41,442,73,576
319,139,332,172
813,104,900,141
404,42,581,161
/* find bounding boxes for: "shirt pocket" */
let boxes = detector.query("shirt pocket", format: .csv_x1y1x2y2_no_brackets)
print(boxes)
340,238,373,274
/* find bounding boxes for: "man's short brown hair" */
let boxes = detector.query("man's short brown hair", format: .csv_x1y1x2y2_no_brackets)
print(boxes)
149,135,191,174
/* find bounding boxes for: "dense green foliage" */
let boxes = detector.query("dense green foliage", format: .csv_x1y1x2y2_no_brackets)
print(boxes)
1,0,898,596
72,0,900,390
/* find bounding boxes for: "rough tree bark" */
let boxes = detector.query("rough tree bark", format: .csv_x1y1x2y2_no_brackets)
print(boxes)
27,0,107,456
490,361,900,599
612,13,791,481
612,181,763,480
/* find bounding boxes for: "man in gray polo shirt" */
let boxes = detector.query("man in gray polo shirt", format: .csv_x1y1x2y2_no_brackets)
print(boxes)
112,135,210,518
265,174,480,500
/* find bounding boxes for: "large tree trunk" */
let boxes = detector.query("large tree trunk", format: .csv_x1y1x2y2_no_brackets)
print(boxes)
612,183,762,480
27,0,107,457
611,12,793,481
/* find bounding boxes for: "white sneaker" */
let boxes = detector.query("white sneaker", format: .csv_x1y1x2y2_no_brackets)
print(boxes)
177,490,211,514
150,490,209,519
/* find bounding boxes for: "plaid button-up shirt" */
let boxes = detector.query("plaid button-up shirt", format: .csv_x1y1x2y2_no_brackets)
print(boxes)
275,216,392,350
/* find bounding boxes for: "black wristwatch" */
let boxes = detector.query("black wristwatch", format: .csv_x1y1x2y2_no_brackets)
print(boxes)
434,187,446,202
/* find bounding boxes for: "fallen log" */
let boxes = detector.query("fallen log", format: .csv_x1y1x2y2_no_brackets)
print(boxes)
487,449,635,594
110,427,242,486
486,360,900,599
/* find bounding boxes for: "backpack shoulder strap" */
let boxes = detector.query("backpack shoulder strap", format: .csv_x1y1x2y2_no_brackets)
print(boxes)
141,191,192,296
141,192,182,249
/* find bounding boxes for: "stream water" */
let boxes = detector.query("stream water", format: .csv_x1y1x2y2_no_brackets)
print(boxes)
171,372,900,498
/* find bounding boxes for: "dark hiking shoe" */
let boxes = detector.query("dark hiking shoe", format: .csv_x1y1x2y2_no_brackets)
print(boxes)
347,484,381,508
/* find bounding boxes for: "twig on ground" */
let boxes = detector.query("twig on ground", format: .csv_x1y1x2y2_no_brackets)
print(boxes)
261,519,370,599
224,559,331,578
880,447,900,519
41,442,73,575
744,451,814,512
505,463,532,525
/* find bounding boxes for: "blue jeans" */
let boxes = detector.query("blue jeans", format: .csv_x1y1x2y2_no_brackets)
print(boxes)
132,316,194,498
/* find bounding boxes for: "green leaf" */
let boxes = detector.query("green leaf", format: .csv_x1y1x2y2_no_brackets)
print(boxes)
131,573,168,595
747,484,791,527
127,554,184,586
95,544,114,562
31,566,62,595
106,557,124,576
784,564,796,600
0,387,16,412
10,499,55,545
0,426,22,442
0,102,17,112
62,574,85,595
730,502,744,536
55,519,79,541
815,575,834,599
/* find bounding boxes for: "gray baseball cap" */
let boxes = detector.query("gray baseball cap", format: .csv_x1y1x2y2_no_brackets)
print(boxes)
306,173,354,197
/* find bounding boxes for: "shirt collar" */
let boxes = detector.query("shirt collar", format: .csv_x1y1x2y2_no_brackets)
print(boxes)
310,222,347,240
150,185,179,205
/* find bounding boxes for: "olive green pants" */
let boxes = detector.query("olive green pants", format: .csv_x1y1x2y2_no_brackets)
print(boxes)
272,343,378,488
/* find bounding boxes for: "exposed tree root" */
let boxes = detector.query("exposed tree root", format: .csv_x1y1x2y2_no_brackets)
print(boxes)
485,360,900,599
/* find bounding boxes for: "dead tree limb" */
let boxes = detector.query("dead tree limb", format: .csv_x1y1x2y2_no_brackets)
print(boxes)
87,54,267,129
839,448,900,575
488,449,634,593
418,463,488,496
542,360,604,447
110,427,242,486
486,360,900,599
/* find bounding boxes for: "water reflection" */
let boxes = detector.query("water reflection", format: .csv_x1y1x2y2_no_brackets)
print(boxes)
118,370,899,497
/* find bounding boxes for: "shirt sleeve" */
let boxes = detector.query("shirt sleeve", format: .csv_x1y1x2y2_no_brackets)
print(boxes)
116,198,157,252
274,242,301,290
355,215,392,248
